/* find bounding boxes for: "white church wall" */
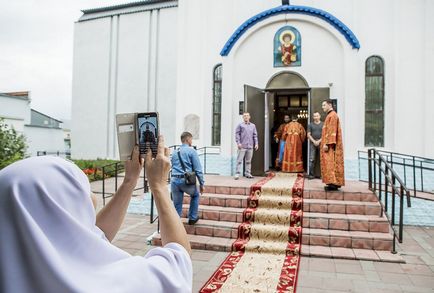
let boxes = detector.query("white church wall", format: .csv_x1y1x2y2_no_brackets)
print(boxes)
72,0,434,176
424,0,434,158
72,7,178,160
156,7,178,146
115,11,152,151
71,17,112,159
392,1,426,157
175,0,283,148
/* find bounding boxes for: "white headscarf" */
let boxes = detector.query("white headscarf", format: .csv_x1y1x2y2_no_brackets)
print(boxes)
0,156,192,293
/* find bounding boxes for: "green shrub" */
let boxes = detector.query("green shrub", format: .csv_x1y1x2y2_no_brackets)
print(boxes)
0,118,27,170
71,159,123,182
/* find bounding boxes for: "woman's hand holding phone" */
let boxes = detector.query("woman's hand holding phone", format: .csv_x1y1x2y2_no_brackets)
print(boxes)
145,135,171,193
124,145,145,186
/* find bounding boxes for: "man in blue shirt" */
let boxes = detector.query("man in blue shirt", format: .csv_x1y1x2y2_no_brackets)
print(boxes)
171,132,205,225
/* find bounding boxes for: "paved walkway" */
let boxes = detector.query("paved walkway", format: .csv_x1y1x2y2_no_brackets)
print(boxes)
107,213,434,292
93,177,434,292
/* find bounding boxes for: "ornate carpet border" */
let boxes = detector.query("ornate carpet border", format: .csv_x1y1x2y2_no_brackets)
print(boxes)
199,173,304,293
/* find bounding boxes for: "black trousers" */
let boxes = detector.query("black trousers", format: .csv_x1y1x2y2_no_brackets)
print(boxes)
309,142,320,176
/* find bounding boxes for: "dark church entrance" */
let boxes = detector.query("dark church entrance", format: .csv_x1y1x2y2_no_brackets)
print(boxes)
243,71,329,176
270,92,309,171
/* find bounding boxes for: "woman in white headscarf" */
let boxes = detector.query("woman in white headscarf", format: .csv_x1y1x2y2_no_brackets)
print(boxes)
0,136,192,293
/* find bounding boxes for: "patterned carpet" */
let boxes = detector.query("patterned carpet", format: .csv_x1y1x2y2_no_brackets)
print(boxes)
200,173,304,293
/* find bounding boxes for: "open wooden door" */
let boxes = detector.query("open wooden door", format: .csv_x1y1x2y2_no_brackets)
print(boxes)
309,87,330,177
244,85,265,176
310,87,330,117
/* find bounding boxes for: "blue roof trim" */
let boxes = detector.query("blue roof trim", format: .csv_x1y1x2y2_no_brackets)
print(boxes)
220,5,360,56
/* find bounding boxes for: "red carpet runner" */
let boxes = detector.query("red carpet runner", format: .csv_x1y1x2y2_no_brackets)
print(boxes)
200,173,304,292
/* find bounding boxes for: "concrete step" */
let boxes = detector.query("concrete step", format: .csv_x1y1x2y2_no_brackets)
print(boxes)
203,185,250,196
150,234,401,262
182,204,244,223
181,218,238,239
304,199,381,215
302,228,393,250
304,189,378,202
182,193,248,208
301,245,404,263
183,194,381,215
303,212,390,233
182,205,389,232
181,218,392,251
151,233,232,252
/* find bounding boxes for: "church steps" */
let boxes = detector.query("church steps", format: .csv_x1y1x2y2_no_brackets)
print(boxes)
181,218,239,239
182,193,248,208
304,189,379,202
179,218,393,251
202,182,380,202
304,198,381,215
302,228,393,250
150,233,401,262
181,204,244,223
151,233,232,252
151,176,400,262
303,212,390,233
181,204,390,233
203,185,251,196
301,245,404,263
182,193,381,215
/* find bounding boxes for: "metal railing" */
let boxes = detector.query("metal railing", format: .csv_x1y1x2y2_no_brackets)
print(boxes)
37,151,71,159
88,145,220,231
368,148,411,253
100,162,126,205
359,150,434,197
167,145,221,175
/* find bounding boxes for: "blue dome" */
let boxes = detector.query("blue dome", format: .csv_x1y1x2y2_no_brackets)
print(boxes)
220,5,360,56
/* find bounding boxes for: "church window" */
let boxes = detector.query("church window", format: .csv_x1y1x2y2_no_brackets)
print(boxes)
365,56,384,147
212,64,222,146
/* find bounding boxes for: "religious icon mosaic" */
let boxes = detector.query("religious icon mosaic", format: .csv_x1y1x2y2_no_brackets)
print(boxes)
274,25,301,67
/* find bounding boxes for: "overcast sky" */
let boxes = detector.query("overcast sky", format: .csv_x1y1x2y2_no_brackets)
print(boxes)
0,0,126,120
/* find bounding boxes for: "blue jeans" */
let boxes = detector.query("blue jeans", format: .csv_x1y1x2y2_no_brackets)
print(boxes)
171,177,200,221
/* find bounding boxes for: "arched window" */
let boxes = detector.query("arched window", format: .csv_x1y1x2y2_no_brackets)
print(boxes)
365,56,384,147
212,64,222,146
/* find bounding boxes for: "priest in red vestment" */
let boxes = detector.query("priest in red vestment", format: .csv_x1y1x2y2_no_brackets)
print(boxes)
320,100,345,191
281,115,306,172
274,114,290,169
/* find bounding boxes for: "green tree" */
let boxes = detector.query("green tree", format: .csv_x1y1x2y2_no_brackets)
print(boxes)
0,118,27,169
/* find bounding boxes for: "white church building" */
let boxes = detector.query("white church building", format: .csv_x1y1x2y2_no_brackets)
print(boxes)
71,0,434,177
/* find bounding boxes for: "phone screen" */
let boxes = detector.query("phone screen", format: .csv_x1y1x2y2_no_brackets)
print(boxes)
137,112,159,157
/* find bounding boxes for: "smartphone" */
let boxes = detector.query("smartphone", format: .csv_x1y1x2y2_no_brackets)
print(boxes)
116,113,136,161
136,112,159,158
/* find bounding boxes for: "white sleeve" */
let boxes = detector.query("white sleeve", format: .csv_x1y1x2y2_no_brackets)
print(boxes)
143,243,193,293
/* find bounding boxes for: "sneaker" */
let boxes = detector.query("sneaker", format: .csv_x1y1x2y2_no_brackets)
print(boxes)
188,218,199,225
234,173,240,180
245,174,254,179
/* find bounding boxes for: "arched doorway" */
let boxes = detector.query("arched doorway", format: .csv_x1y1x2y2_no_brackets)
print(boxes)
266,71,309,89
244,71,328,176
